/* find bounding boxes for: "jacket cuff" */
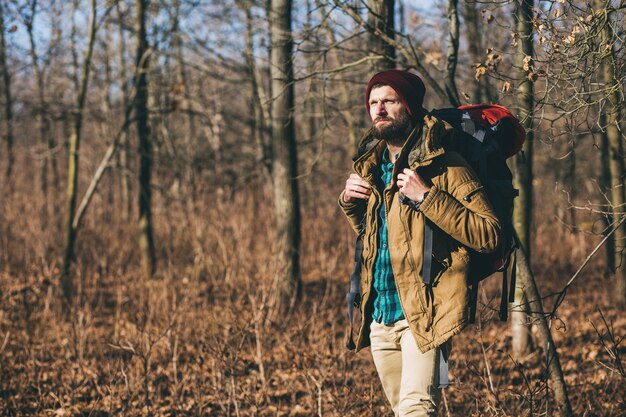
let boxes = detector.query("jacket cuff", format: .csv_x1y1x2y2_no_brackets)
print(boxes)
418,186,439,213
338,191,360,211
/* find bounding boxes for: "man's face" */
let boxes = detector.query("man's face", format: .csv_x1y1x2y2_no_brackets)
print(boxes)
368,85,412,141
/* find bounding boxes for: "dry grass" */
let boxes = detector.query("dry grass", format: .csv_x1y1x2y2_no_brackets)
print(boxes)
0,148,624,417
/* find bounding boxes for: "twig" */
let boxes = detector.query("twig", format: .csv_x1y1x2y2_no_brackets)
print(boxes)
550,214,626,320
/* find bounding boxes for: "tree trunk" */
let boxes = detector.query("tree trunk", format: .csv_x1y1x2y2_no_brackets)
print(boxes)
61,0,98,303
367,0,395,74
463,0,488,103
567,141,576,227
444,0,460,107
116,1,132,219
598,2,626,306
599,112,616,273
241,0,271,173
512,0,534,359
316,0,359,148
136,0,156,278
0,3,14,182
25,0,58,197
269,0,301,317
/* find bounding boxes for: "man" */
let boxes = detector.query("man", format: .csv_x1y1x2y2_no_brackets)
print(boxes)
339,70,501,417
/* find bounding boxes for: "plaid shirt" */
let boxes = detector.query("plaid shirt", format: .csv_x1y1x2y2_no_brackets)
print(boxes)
372,149,405,325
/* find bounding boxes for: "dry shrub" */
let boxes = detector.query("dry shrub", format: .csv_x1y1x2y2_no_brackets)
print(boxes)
0,146,623,416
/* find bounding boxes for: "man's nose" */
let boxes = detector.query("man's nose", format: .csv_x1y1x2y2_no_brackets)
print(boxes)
375,103,387,114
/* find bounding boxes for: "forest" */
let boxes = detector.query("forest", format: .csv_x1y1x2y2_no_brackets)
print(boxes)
0,0,624,416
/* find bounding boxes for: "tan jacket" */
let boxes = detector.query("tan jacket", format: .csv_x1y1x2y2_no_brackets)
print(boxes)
339,115,501,353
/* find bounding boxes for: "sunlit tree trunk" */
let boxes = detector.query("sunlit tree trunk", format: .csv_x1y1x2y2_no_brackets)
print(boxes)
512,0,533,359
136,0,156,278
269,0,301,316
0,3,14,182
367,0,395,74
61,0,98,303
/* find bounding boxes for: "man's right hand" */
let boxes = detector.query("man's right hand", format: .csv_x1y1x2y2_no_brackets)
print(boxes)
343,173,371,203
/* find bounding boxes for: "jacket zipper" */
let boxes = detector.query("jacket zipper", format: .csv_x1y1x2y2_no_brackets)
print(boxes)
398,206,428,315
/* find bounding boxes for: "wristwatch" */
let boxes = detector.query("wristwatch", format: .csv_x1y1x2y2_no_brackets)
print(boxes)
399,191,429,211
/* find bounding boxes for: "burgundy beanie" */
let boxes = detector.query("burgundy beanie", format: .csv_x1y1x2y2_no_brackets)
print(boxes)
365,70,426,122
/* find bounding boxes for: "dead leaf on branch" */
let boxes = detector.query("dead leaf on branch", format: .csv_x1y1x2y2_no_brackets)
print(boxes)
424,51,444,67
523,55,533,72
474,64,487,81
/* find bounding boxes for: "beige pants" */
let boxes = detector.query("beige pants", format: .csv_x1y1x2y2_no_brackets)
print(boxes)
370,319,447,417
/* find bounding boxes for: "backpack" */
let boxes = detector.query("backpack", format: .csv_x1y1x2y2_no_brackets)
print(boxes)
345,104,525,349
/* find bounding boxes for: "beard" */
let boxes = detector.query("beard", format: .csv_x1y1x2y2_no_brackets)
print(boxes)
372,111,413,147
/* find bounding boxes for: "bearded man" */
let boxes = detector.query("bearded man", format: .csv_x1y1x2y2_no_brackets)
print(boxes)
339,70,501,417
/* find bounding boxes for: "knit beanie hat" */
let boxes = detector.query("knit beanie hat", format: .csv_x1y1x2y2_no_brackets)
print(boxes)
365,70,426,122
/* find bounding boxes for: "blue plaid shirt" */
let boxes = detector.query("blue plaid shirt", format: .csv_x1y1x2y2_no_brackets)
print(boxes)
372,149,405,325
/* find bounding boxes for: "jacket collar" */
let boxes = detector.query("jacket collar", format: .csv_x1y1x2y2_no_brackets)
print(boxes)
353,115,449,177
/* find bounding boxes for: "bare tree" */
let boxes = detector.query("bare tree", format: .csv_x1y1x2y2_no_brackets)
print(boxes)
597,0,626,307
116,1,132,219
444,0,460,106
24,0,59,196
511,0,534,359
239,0,271,172
367,0,395,73
61,0,100,303
0,2,14,181
315,0,361,148
136,0,156,278
269,0,301,316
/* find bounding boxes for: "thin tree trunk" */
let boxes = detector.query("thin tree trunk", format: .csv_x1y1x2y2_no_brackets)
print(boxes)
599,112,616,273
269,0,301,317
116,1,132,219
241,0,270,173
172,0,196,142
61,0,99,303
567,141,576,227
0,3,14,181
512,0,534,359
336,2,450,105
25,0,57,196
172,0,199,196
464,1,482,103
136,0,156,278
516,246,573,417
316,0,359,148
598,1,626,306
444,0,460,107
367,0,395,74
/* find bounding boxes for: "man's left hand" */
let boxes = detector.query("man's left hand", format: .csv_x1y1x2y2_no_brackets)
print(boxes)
397,168,431,202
